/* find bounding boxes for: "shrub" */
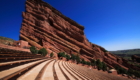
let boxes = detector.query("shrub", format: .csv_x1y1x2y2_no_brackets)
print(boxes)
86,61,91,66
96,59,101,65
62,52,66,57
96,59,103,70
102,62,107,71
50,52,54,58
75,55,80,64
115,66,127,74
58,52,62,58
71,54,76,61
127,68,133,76
81,58,86,65
127,68,140,78
38,48,47,56
103,49,108,52
30,46,38,54
65,54,71,61
91,59,96,66
57,52,65,59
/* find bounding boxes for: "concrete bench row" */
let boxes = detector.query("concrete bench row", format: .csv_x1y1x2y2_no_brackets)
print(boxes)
0,58,131,80
66,61,130,80
0,58,49,80
0,52,43,63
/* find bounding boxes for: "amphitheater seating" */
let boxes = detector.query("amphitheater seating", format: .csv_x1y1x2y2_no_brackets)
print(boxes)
0,48,43,62
0,48,131,80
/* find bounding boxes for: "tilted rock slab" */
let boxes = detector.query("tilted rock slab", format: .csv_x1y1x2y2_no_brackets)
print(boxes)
20,0,128,70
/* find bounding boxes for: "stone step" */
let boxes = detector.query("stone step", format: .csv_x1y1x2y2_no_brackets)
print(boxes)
68,62,128,80
68,63,94,79
17,59,52,80
62,61,82,80
0,58,43,66
0,58,47,80
54,60,67,80
65,62,91,80
58,60,75,80
64,61,88,80
40,60,55,80
68,62,101,80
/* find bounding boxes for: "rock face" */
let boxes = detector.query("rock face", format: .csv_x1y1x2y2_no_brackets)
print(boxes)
20,0,128,69
132,55,140,63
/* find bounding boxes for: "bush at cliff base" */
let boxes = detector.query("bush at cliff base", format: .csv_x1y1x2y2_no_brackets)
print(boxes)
91,59,96,66
102,62,107,71
50,52,54,58
71,54,76,61
96,59,103,70
75,55,80,64
65,54,70,61
30,46,38,54
58,52,65,59
38,48,47,56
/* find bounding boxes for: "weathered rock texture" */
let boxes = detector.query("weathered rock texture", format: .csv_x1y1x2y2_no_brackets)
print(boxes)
132,55,140,63
20,0,128,69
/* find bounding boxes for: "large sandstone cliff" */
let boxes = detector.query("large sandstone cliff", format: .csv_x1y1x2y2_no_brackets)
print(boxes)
20,0,128,69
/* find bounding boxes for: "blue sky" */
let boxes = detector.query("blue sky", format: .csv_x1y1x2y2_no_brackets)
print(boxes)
0,0,140,51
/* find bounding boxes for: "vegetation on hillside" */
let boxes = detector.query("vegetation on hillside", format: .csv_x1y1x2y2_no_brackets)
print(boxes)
57,52,107,71
110,49,140,55
115,65,140,78
0,36,15,45
0,36,15,41
110,49,140,60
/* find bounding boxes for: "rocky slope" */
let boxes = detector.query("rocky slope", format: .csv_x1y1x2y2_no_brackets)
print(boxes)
20,0,128,69
0,36,15,45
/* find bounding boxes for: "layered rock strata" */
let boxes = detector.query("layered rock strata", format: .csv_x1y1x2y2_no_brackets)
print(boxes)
20,0,128,69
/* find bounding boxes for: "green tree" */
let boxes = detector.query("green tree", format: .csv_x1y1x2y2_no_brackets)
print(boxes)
65,54,71,61
71,54,76,61
38,48,47,56
57,52,65,59
127,68,133,76
102,62,107,71
30,46,38,54
91,59,96,66
86,61,91,66
58,52,62,58
96,59,103,70
103,49,108,52
81,58,86,65
76,55,80,64
61,52,66,57
50,52,54,58
115,66,127,74
96,59,100,65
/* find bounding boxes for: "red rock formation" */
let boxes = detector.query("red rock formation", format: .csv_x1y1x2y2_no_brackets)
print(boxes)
132,55,140,63
20,0,128,69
